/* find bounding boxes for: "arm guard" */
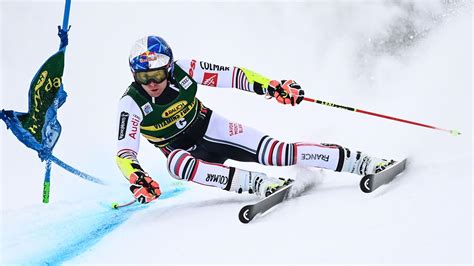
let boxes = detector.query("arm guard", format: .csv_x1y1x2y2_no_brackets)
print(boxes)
116,150,146,181
238,67,272,95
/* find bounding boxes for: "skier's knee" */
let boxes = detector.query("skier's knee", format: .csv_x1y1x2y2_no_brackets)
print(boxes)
167,149,196,181
257,136,296,166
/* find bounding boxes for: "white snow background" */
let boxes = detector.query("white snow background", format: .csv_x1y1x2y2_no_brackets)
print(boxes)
0,0,472,264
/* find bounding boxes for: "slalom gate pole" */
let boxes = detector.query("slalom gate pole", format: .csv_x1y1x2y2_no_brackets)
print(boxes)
43,159,52,203
42,0,73,203
60,0,71,51
62,0,71,30
302,97,461,136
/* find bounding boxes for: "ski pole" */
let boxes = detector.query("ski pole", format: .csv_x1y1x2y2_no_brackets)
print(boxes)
111,199,137,210
302,97,461,136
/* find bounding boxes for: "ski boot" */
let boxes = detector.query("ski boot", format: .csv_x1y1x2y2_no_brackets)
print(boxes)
343,150,397,176
252,175,293,198
373,159,397,174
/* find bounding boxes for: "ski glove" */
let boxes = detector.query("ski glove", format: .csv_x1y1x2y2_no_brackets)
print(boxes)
129,172,161,204
267,80,305,106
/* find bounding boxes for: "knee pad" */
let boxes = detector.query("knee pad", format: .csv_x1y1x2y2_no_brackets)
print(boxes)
257,136,296,166
167,149,196,181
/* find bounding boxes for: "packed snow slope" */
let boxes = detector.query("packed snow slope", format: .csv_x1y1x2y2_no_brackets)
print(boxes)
1,1,472,264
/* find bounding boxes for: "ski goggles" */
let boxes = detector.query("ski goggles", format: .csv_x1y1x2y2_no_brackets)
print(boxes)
134,67,168,85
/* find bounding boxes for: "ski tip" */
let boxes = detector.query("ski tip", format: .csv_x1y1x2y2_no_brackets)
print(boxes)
238,205,252,224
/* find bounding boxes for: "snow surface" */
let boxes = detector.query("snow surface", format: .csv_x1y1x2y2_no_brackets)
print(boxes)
1,0,472,264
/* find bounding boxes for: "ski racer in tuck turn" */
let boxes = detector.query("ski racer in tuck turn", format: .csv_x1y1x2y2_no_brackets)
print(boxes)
116,35,395,204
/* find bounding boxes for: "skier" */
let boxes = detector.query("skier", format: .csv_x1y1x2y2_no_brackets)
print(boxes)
116,35,395,204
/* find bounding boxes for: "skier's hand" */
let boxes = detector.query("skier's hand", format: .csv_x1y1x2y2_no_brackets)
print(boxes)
129,172,161,204
267,80,305,106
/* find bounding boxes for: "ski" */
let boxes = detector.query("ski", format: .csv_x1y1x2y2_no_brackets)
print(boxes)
238,181,294,224
359,158,407,193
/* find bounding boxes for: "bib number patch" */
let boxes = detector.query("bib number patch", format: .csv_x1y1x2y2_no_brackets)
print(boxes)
176,118,187,129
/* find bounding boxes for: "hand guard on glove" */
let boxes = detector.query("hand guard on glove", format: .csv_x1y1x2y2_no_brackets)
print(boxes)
129,172,161,204
267,80,305,106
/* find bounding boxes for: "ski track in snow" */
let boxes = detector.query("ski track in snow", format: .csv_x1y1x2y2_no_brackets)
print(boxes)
1,187,186,264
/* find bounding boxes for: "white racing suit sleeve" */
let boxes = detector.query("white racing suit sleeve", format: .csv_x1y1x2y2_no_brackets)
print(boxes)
116,95,145,180
175,59,272,95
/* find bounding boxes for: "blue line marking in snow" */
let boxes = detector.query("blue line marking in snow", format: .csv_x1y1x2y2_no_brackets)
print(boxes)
37,187,186,264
